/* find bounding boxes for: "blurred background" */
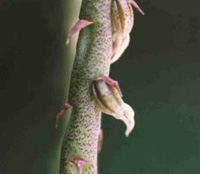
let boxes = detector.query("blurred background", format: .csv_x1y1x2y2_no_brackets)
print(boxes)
0,0,200,173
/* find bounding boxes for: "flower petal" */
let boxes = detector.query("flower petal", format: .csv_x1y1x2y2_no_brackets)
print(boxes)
121,103,135,137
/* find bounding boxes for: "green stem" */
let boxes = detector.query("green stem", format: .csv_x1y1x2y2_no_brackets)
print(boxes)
60,0,112,173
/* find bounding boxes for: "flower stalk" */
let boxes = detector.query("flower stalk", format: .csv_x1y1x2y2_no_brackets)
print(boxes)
58,0,144,173
60,0,112,173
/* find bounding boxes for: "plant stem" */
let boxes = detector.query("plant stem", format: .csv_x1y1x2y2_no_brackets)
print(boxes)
60,0,112,173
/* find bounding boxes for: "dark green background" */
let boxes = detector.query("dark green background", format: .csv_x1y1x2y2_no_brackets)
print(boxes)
0,0,200,173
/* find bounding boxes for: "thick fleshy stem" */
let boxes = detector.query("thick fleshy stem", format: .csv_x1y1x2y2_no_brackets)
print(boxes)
59,0,144,173
60,0,113,173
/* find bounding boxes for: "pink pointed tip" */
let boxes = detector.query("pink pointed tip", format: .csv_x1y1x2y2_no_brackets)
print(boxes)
66,19,93,45
127,0,145,16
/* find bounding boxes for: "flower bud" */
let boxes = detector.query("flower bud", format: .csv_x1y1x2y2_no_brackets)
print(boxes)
111,0,134,63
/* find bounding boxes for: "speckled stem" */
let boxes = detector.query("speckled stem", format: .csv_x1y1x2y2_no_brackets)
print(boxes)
60,0,112,173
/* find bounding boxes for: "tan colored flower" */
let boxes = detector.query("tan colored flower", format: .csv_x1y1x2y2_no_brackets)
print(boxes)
111,0,144,63
92,76,135,137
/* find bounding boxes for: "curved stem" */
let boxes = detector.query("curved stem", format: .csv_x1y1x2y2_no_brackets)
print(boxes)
60,0,112,173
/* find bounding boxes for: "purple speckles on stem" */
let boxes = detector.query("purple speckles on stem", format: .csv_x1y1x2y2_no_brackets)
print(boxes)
59,0,144,173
